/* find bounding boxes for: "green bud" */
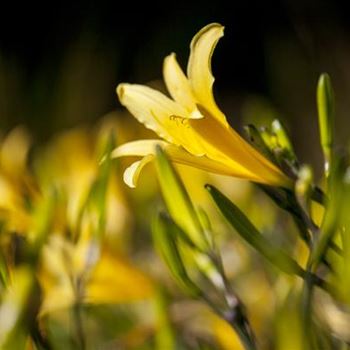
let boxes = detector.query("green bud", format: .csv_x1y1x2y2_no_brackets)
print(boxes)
295,165,313,203
259,126,278,151
244,124,276,162
271,119,295,156
317,73,335,175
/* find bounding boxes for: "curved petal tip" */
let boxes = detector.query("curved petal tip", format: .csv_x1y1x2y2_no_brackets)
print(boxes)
123,155,154,188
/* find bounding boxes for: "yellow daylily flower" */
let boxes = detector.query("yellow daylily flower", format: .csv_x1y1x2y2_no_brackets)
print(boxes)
38,234,154,316
36,123,131,241
113,23,291,188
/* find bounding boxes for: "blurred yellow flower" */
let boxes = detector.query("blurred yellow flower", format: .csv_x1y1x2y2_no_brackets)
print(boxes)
0,266,35,348
36,123,132,244
0,127,38,233
35,122,154,316
113,23,291,188
39,234,154,316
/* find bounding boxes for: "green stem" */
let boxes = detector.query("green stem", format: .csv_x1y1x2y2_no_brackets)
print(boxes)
223,304,257,350
301,268,315,350
72,274,86,350
204,251,257,350
74,301,86,350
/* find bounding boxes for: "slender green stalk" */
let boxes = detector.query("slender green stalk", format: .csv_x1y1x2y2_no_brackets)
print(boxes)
301,267,316,350
223,304,257,350
206,251,257,350
73,301,86,350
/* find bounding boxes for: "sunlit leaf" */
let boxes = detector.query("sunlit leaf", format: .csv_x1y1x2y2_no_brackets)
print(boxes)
154,287,176,350
155,146,208,251
310,157,347,269
152,212,201,297
206,184,304,275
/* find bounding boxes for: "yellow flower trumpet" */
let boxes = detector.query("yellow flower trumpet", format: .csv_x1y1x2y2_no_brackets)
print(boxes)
113,23,291,188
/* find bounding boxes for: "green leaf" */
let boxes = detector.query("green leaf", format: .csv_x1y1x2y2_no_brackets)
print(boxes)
30,189,57,261
0,251,9,289
93,132,116,237
206,185,304,275
339,167,350,304
155,146,208,251
76,132,116,240
310,156,347,269
154,287,176,350
152,212,201,297
317,73,335,175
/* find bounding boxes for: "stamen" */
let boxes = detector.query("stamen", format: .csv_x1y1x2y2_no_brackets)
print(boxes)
169,115,189,127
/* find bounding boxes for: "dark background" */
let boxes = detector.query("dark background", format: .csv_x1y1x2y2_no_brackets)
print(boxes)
1,0,350,168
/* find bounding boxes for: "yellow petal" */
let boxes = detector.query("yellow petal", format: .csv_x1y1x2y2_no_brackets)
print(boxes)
123,155,154,188
112,140,258,182
187,23,228,126
117,83,188,144
39,285,75,316
188,110,291,187
117,84,208,157
163,53,197,113
0,127,31,175
112,139,168,158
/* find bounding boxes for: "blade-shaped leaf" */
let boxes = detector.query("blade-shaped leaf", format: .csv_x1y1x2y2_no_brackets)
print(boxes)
155,146,208,251
310,156,347,269
154,287,176,350
92,132,116,237
152,212,201,297
30,189,57,261
206,185,303,275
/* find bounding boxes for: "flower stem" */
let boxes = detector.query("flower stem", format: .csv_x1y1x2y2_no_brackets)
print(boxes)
74,301,86,350
224,304,257,350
